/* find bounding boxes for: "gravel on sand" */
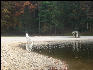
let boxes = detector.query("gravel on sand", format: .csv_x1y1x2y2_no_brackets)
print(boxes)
1,37,68,70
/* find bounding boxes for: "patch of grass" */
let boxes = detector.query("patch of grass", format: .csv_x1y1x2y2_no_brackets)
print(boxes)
80,32,93,36
64,32,93,36
64,33,72,36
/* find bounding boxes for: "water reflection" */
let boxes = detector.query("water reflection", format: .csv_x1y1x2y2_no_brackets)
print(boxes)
32,41,93,70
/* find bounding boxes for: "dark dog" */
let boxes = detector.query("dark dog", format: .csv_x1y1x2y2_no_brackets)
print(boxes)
72,31,80,38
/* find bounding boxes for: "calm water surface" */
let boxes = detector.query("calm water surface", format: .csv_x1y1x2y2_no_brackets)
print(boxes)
33,41,93,70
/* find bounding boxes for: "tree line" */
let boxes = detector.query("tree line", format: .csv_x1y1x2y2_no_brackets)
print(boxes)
1,1,93,35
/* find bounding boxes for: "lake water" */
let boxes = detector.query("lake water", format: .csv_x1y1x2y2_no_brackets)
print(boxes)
32,41,93,70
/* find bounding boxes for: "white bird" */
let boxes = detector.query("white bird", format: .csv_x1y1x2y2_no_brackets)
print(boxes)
26,33,29,38
26,33,34,51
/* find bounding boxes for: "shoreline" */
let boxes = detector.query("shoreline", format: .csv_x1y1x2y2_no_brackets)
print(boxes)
1,37,68,70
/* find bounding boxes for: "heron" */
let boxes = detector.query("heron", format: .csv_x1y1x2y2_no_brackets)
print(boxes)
26,33,34,51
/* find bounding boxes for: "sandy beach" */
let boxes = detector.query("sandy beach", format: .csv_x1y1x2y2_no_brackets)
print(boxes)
1,37,68,70
1,36,93,70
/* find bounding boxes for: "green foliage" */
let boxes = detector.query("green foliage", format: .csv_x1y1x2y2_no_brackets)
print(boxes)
1,1,17,33
38,1,59,34
1,1,92,35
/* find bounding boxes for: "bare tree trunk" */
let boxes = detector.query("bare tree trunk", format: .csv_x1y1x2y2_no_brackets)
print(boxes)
90,23,91,32
87,22,89,30
49,24,51,34
55,24,56,35
91,23,92,32
38,2,40,34
39,15,40,34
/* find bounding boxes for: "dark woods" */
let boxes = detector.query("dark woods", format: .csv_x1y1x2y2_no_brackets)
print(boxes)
1,1,93,36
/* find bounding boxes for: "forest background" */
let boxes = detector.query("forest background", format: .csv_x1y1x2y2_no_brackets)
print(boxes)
1,1,93,36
